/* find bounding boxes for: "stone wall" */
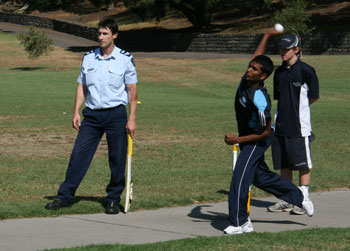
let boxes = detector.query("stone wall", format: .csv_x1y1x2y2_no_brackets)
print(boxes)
1,12,350,55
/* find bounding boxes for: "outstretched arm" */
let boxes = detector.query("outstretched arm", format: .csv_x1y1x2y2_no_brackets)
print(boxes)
252,26,283,59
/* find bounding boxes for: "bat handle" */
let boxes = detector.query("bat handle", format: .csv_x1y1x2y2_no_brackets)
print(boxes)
128,134,133,156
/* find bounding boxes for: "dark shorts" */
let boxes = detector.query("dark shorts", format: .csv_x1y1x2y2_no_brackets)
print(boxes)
271,135,312,171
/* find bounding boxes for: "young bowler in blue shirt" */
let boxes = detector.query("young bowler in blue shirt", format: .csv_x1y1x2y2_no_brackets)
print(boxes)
224,27,314,235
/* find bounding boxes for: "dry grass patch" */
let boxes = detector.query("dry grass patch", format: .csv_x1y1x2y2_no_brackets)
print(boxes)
136,131,203,146
135,57,245,86
0,115,32,122
0,133,110,158
0,35,81,70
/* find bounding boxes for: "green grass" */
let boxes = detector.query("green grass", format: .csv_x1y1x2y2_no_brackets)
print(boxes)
0,32,349,220
48,228,350,250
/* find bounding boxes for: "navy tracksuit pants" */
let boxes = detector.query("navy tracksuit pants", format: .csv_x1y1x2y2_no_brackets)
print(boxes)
57,106,128,204
228,134,303,226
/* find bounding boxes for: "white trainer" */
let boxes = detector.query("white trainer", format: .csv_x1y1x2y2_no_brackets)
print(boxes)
291,205,306,215
224,218,253,235
267,200,294,212
224,225,243,235
299,186,314,217
241,218,254,233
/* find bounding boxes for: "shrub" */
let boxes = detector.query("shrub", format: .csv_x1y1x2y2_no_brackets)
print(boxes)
17,27,53,59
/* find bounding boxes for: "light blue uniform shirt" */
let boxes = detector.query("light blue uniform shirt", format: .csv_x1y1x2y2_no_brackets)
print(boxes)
77,46,138,110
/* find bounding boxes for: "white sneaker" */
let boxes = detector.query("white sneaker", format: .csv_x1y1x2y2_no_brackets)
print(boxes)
224,218,253,235
241,218,254,233
291,205,306,215
267,200,294,212
224,225,243,235
299,186,314,217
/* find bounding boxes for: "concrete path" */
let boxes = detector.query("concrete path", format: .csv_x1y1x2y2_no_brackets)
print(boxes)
1,190,349,251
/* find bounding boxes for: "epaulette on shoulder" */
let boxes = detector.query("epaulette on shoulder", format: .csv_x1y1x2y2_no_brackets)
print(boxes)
119,49,132,57
84,49,95,57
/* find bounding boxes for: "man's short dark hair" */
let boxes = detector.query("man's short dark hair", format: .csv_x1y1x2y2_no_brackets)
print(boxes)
98,18,118,34
251,55,274,78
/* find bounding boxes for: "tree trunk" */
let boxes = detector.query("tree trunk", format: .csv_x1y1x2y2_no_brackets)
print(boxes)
170,1,211,30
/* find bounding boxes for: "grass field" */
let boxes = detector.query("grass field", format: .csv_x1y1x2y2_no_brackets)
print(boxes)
0,32,349,220
48,228,350,251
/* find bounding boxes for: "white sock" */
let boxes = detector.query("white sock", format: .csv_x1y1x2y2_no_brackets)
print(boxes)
300,185,309,196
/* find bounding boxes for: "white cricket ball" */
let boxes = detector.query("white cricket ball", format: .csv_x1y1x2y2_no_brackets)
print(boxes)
274,23,284,32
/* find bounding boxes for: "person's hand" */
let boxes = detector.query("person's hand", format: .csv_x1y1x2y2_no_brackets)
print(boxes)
225,133,239,145
72,112,81,131
126,119,136,138
267,25,284,36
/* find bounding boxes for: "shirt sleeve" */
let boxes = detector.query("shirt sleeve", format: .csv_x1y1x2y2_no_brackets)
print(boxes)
77,55,87,85
306,67,319,99
125,56,138,85
77,66,86,85
253,89,271,127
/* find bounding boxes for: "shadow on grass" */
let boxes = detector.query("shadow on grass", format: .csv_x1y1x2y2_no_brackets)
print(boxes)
216,189,229,195
0,29,16,34
44,195,126,212
45,195,109,209
10,67,47,71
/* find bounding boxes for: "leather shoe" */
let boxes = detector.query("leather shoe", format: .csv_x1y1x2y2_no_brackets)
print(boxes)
105,202,119,214
45,198,71,210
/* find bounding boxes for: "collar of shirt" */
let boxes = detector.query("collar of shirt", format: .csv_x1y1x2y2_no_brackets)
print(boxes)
94,46,119,60
282,57,300,70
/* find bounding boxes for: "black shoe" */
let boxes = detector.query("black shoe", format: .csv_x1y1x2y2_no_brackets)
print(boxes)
105,202,119,214
45,198,71,210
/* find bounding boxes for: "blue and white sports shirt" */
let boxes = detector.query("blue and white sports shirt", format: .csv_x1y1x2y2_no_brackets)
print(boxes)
235,77,272,137
273,59,319,137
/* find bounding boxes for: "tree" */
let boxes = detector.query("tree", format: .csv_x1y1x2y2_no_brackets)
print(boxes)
90,0,119,10
272,0,313,36
17,26,53,59
123,0,222,30
20,0,72,11
272,0,313,57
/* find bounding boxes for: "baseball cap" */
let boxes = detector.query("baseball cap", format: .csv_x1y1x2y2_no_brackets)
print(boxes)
278,34,300,49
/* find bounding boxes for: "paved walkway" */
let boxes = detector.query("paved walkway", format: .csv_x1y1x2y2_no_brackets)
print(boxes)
1,190,349,251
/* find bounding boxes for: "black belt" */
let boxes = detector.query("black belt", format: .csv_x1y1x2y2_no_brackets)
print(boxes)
87,105,124,111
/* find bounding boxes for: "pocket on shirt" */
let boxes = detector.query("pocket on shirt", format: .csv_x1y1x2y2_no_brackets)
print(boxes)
108,68,124,90
85,68,98,86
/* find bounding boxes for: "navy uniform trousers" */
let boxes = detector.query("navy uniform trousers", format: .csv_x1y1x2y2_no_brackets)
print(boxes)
57,105,128,204
228,134,304,226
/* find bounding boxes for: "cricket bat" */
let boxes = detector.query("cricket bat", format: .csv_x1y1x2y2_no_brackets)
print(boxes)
124,134,133,213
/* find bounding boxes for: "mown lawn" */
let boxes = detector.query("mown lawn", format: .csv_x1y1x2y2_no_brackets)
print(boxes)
0,32,349,219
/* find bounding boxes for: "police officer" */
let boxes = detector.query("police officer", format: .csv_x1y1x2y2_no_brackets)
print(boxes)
45,18,138,214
